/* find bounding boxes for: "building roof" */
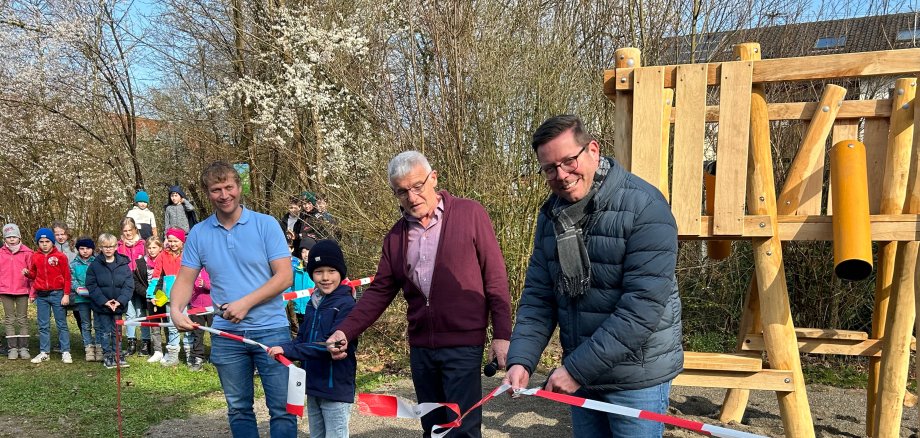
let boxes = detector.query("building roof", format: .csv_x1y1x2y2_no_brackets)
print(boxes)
662,12,920,64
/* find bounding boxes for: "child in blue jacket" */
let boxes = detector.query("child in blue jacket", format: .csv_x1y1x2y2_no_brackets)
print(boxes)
268,239,356,438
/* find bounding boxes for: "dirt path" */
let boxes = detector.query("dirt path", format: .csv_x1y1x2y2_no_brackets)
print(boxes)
144,373,920,437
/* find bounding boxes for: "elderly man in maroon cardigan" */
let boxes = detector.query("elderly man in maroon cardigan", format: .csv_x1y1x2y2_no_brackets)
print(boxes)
326,150,512,437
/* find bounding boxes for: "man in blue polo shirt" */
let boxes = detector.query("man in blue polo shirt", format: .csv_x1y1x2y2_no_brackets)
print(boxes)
170,161,295,437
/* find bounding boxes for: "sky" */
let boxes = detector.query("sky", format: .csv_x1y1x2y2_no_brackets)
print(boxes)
124,0,918,90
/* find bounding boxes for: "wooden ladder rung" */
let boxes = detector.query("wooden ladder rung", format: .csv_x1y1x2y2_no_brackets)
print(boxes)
683,351,763,372
674,369,795,391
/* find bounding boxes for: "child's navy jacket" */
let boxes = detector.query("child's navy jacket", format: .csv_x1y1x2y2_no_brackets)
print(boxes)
278,284,357,403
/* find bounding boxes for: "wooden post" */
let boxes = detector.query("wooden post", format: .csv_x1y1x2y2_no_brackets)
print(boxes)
613,48,641,171
868,77,916,436
776,84,847,213
728,42,815,436
873,77,917,438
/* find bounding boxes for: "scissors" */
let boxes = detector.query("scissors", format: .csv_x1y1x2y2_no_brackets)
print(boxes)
311,340,346,348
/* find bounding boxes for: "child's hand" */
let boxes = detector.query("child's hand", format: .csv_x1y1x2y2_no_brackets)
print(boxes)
267,346,284,358
196,278,204,288
21,268,28,276
61,294,70,306
326,330,349,360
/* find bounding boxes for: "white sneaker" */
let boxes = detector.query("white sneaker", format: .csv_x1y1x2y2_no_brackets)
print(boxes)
61,352,73,364
30,352,49,363
18,348,30,360
147,351,163,363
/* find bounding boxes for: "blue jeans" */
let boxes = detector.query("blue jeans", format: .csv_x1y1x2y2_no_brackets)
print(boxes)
210,326,296,437
35,291,70,353
307,396,351,438
165,304,182,347
75,303,102,346
95,313,121,356
124,296,150,340
571,380,672,437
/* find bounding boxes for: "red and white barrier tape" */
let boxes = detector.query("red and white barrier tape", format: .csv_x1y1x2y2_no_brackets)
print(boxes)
358,384,767,438
280,276,374,301
118,319,306,416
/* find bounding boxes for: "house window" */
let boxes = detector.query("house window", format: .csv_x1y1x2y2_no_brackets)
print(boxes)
896,29,919,41
814,36,846,49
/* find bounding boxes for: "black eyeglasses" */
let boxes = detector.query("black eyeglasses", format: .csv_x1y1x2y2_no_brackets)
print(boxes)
538,144,587,179
393,171,433,199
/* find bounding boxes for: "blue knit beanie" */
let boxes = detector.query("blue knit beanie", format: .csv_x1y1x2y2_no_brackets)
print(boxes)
34,227,54,243
135,191,150,203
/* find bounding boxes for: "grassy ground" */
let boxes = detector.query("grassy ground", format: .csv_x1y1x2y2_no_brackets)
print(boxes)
0,315,391,436
1,318,900,435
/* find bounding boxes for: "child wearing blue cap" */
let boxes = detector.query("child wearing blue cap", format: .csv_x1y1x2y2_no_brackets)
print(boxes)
25,227,73,364
126,190,158,240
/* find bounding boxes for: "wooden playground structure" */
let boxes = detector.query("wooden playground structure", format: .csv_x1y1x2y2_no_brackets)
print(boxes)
604,43,920,437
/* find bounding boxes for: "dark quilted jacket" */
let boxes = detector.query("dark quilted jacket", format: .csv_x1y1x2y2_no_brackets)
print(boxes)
507,157,683,391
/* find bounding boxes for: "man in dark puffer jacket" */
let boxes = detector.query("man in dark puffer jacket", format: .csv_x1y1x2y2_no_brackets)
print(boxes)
505,115,683,437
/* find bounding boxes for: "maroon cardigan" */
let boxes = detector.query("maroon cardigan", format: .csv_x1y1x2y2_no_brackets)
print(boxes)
337,191,512,348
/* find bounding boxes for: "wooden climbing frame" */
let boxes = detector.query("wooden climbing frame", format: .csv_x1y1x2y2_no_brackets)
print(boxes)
604,43,920,438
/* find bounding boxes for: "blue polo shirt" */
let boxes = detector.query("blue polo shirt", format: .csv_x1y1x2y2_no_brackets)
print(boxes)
182,207,291,330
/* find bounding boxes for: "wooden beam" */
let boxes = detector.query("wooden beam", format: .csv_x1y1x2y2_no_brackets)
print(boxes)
683,351,763,372
712,61,753,236
678,214,920,241
669,100,893,123
776,85,847,216
611,48,641,170
776,214,920,241
679,215,773,239
674,369,795,391
742,334,916,357
670,64,708,235
611,47,920,90
631,67,666,187
794,328,868,340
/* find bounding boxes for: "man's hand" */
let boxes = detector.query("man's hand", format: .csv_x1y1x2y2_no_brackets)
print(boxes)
503,364,531,396
488,339,510,370
61,294,70,306
326,330,348,360
170,306,197,331
544,366,581,395
221,298,253,323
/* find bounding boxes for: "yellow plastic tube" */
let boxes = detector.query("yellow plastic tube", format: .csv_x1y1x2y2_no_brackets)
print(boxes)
830,140,873,281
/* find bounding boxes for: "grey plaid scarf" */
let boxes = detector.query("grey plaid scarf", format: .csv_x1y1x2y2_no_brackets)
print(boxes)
549,158,610,298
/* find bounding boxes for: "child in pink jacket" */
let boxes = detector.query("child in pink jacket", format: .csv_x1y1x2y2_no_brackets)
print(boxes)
186,269,212,371
0,224,33,359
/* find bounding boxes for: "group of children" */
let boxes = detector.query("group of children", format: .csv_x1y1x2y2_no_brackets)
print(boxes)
0,185,211,370
2,184,360,436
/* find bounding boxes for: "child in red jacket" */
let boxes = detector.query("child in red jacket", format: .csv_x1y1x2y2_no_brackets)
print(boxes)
25,228,72,364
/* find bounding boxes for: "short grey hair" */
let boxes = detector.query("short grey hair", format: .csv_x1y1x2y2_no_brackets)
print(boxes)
388,151,432,182
97,233,117,247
